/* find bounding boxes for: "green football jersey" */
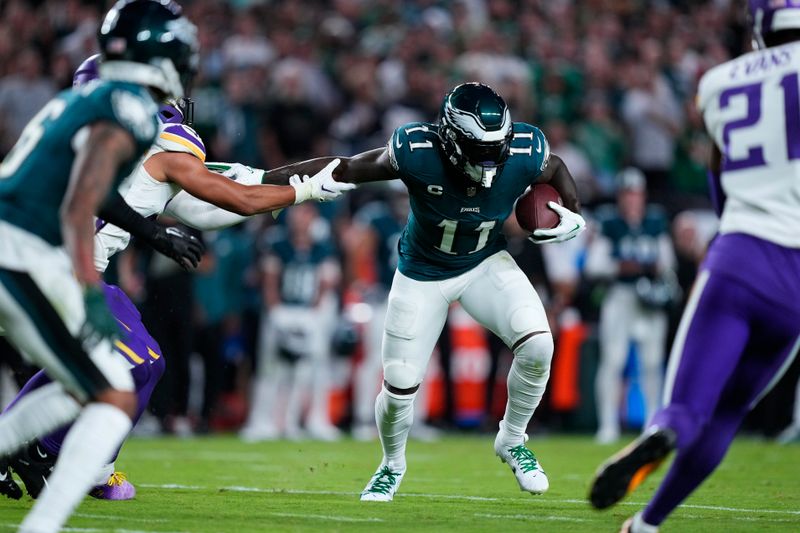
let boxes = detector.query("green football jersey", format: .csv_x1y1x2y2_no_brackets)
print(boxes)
388,121,550,281
595,204,670,284
0,80,158,246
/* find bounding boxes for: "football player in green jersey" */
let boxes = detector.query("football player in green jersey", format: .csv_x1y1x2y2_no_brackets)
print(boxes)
264,82,585,500
0,2,200,531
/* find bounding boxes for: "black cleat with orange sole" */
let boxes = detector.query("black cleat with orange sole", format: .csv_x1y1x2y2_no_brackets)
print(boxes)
589,427,676,510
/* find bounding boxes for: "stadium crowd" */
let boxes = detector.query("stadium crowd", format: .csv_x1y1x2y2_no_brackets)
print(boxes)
1,0,797,442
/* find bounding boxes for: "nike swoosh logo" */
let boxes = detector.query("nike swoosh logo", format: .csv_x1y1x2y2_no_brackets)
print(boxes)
36,446,48,459
0,470,7,481
395,136,403,149
321,185,334,194
535,137,542,153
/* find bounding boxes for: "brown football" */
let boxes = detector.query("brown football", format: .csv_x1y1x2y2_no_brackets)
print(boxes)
514,183,562,233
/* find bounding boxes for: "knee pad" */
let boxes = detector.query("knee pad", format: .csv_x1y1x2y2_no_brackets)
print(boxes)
383,360,420,397
513,332,554,372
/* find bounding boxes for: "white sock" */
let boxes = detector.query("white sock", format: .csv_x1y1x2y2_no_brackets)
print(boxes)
93,462,115,487
20,403,132,533
632,511,659,533
375,388,414,471
0,382,80,458
501,334,553,440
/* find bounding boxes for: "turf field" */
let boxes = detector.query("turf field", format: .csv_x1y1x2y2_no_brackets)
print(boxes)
1,434,798,532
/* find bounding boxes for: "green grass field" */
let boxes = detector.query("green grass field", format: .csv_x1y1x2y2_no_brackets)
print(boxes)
1,434,798,532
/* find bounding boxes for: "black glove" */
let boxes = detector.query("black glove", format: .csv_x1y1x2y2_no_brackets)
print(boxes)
98,192,204,270
147,225,205,270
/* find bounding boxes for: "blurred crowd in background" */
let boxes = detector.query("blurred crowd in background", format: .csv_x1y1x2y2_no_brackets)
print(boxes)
1,0,799,443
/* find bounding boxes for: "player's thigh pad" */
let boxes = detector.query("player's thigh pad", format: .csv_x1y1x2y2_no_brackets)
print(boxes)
382,271,449,389
460,251,549,347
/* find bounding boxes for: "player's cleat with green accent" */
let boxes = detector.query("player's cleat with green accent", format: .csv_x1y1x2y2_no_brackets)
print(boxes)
589,427,676,510
360,463,405,502
90,471,136,500
0,459,22,500
494,425,549,494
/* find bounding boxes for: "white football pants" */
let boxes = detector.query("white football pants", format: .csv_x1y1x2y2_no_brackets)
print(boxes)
381,250,550,393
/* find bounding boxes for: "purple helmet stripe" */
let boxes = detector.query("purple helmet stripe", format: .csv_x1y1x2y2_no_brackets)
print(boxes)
161,124,206,156
73,54,101,88
158,102,184,124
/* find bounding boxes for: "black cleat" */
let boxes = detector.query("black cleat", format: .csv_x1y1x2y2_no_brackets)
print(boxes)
589,427,676,510
0,459,22,500
11,442,56,499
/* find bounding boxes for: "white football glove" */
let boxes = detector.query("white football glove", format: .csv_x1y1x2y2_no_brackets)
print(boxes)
290,158,356,204
529,202,586,244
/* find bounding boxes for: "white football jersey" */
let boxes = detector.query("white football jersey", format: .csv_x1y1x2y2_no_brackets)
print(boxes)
697,41,800,248
93,123,206,272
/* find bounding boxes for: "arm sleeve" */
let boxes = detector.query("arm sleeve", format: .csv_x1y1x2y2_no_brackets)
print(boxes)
97,191,158,242
163,191,248,230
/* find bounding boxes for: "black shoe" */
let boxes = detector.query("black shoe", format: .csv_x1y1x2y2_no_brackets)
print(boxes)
0,459,22,500
11,441,56,499
589,427,676,510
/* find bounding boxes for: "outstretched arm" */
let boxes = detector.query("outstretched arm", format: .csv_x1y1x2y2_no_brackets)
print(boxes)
146,152,296,216
260,148,396,186
164,162,267,230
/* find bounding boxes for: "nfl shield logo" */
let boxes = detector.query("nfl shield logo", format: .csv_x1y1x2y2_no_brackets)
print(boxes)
467,187,476,197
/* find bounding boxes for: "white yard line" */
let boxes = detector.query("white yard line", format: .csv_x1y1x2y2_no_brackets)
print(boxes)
268,513,383,523
4,524,187,533
139,484,800,517
474,513,589,522
74,513,168,523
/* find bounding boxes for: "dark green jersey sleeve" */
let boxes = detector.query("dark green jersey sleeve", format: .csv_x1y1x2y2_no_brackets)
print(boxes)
386,123,441,192
507,123,551,185
89,82,159,153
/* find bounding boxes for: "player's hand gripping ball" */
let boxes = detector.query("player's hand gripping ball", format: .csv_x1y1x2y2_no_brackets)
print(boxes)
514,183,562,232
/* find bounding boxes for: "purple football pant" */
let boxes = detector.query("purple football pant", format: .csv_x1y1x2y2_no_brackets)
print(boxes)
642,233,800,525
3,282,165,460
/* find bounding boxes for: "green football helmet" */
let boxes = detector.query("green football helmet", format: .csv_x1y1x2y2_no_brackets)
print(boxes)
97,0,199,99
438,83,513,188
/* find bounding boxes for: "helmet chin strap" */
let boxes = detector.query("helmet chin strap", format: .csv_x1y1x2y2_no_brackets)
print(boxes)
465,161,498,188
481,167,498,188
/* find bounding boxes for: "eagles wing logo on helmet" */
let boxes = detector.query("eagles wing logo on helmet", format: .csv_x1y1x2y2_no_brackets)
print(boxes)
438,83,513,189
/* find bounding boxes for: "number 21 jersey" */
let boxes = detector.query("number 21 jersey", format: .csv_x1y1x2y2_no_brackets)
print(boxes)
697,42,800,248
